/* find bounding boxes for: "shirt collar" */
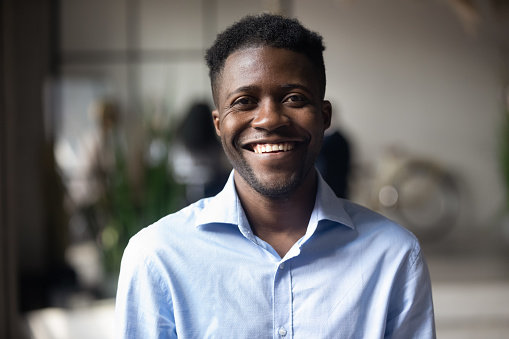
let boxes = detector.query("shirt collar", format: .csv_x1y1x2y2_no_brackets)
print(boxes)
195,169,355,232
195,171,247,228
313,170,355,230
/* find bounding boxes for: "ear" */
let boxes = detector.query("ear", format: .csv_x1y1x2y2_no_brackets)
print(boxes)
322,100,332,131
212,109,221,136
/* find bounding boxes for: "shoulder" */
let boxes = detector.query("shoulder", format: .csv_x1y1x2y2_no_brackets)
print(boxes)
345,199,417,236
317,176,419,253
126,197,212,256
340,199,421,259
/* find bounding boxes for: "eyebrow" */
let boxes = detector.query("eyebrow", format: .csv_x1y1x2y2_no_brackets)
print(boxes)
281,83,313,95
226,86,258,101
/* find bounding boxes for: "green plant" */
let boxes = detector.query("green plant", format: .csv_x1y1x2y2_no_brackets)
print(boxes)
98,113,184,275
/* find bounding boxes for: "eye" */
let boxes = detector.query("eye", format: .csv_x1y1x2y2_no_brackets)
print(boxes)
232,97,256,107
229,96,257,112
284,94,309,107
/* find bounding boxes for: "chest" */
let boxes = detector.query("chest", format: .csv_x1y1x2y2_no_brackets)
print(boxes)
162,229,393,339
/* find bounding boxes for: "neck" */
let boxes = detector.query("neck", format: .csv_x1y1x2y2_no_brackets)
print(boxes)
234,170,318,257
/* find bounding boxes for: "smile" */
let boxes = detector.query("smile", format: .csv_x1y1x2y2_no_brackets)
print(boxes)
252,142,295,154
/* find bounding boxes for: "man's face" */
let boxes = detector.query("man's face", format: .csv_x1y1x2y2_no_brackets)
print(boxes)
212,46,331,199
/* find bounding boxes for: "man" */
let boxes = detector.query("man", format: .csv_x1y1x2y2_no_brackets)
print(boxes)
115,13,436,338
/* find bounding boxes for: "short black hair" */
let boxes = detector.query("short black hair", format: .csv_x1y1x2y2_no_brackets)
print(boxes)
205,13,327,104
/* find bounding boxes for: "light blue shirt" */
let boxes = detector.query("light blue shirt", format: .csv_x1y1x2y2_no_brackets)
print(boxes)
115,170,435,338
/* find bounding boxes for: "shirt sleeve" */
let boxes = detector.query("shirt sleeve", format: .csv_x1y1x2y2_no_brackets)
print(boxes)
114,235,177,339
384,243,437,339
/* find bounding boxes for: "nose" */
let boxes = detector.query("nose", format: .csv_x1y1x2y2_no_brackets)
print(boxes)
251,100,290,131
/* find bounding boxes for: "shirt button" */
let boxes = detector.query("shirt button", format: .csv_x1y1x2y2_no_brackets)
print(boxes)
279,262,285,270
278,327,287,336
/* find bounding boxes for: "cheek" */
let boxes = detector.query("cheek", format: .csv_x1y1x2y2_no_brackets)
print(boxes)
217,118,240,150
220,113,250,137
299,113,326,134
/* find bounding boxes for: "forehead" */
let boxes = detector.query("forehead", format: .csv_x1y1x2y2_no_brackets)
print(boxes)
216,46,320,99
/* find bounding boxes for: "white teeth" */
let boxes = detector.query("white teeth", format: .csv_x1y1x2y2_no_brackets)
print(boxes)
253,143,294,154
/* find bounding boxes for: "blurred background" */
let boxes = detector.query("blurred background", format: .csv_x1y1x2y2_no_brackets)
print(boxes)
1,0,509,338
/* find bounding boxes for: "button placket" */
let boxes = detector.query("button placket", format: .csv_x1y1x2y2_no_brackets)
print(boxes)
273,261,292,338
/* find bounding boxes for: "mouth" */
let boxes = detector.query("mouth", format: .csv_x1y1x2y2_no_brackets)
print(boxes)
248,142,296,154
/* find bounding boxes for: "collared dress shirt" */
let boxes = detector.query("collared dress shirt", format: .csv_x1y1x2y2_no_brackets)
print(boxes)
115,170,436,338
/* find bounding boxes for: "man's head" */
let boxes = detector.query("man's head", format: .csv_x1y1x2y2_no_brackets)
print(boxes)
205,13,327,105
206,14,331,200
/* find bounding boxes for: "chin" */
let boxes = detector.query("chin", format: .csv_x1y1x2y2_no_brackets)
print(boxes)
254,180,300,200
243,167,308,200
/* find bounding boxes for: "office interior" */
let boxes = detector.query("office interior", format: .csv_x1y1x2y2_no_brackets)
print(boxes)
1,0,509,338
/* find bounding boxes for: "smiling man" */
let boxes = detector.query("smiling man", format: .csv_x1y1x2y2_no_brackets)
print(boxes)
115,13,436,338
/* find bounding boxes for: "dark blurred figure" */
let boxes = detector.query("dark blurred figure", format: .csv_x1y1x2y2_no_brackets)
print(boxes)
316,129,351,198
171,102,231,202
